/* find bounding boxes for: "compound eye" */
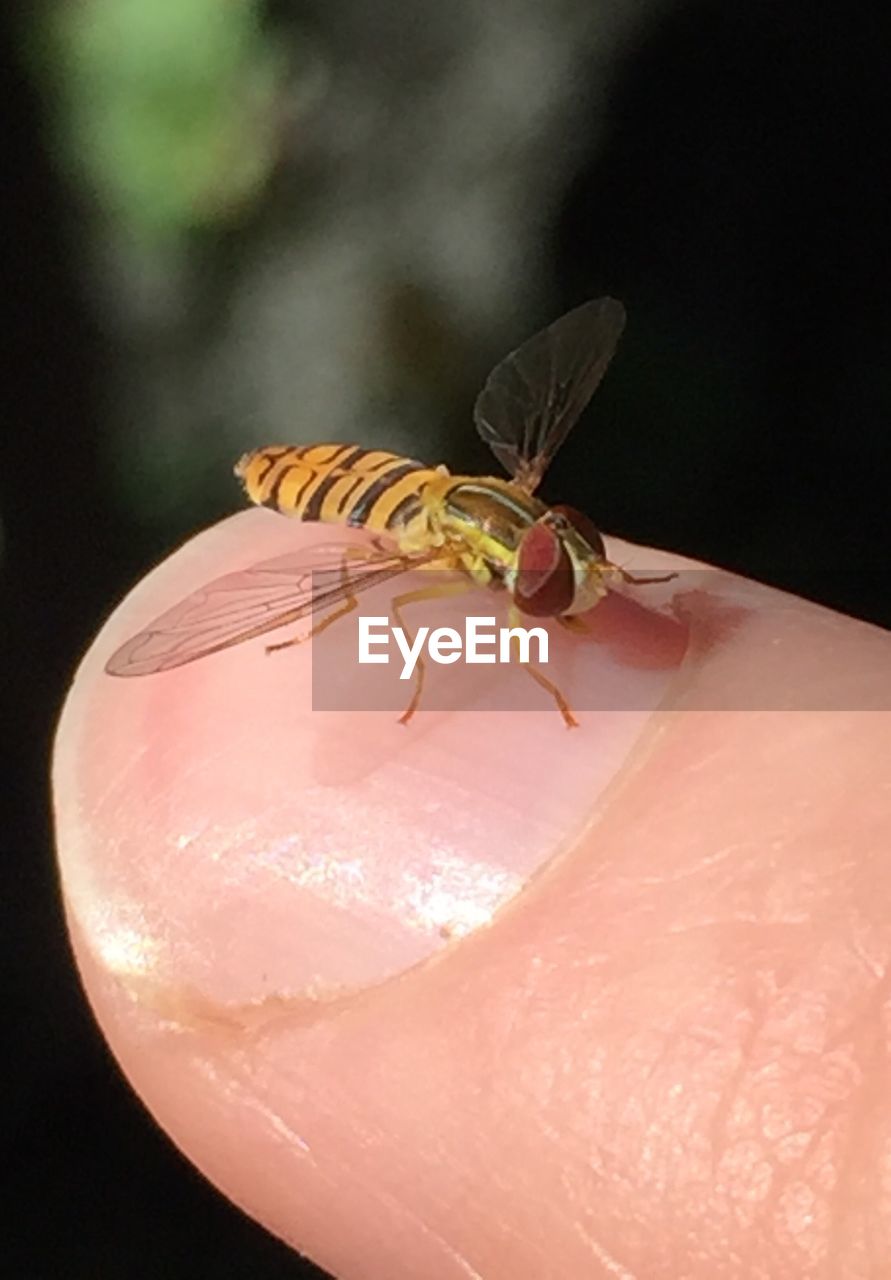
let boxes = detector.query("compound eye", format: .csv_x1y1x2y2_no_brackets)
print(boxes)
549,504,605,557
514,521,574,617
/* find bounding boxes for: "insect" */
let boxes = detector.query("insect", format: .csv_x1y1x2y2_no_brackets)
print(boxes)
106,297,673,725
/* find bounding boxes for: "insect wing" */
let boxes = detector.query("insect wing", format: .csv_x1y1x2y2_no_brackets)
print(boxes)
473,296,626,493
105,542,435,677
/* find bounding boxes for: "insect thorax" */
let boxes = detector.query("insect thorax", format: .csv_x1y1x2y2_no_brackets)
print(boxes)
422,476,546,575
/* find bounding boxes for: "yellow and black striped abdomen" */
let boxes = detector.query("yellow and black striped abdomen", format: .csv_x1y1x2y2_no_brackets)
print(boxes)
235,444,439,535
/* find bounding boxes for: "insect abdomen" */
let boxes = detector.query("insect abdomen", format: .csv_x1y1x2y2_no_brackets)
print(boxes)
235,444,437,534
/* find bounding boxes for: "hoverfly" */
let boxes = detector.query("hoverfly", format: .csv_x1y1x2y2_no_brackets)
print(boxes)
106,297,672,725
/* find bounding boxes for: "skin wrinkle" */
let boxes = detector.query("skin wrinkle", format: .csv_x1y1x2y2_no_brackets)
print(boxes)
740,1007,866,1268
570,1222,640,1279
296,1089,494,1280
633,840,749,887
742,967,855,1172
193,1053,314,1156
544,910,875,1275
196,1051,492,1277
229,1032,526,1280
828,978,891,1269
707,1000,763,1182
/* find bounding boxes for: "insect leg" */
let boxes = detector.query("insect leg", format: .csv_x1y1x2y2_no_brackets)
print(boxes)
389,578,471,725
507,604,578,728
558,614,589,636
613,567,678,586
265,593,358,653
265,547,369,654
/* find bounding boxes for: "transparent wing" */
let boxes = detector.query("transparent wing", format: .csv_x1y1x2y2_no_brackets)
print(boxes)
473,296,626,493
105,541,440,677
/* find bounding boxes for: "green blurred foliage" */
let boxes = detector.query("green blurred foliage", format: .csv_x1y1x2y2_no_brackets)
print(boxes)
30,0,285,241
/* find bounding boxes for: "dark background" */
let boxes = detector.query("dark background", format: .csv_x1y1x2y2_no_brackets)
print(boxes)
4,2,890,1276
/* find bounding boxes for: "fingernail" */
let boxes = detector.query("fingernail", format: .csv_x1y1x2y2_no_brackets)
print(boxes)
53,514,689,1014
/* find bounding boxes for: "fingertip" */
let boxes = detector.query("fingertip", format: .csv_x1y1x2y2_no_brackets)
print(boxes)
55,513,682,1013
52,517,891,1276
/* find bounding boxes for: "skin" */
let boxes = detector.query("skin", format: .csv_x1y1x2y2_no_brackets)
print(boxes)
53,509,891,1279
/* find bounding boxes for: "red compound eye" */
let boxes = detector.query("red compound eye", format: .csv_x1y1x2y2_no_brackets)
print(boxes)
514,521,574,617
549,504,605,557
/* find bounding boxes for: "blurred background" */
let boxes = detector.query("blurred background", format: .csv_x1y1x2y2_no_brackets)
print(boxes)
4,0,891,1275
